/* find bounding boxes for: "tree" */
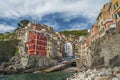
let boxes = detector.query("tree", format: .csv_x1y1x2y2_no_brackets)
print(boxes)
17,19,30,28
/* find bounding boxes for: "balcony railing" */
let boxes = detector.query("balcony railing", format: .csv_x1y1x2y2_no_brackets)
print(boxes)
103,18,113,25
108,23,116,31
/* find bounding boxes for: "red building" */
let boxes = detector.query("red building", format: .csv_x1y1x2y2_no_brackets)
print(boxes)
27,25,47,56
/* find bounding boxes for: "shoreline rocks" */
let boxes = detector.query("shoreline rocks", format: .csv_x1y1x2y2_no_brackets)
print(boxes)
0,55,57,75
67,67,120,80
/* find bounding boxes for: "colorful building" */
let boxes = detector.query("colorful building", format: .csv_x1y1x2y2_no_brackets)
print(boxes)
47,34,53,58
97,2,115,38
27,24,47,56
79,37,88,66
61,35,67,57
112,0,120,32
51,34,59,59
56,32,63,58
89,24,99,42
97,2,116,38
79,36,92,67
97,11,105,38
72,40,80,56
65,42,73,57
103,2,116,32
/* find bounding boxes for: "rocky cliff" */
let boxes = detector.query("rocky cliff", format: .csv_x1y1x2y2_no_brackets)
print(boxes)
91,32,120,67
0,24,58,74
0,55,57,74
0,39,19,64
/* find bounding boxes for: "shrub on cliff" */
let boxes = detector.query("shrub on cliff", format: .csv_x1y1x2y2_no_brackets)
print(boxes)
60,30,88,37
0,40,19,64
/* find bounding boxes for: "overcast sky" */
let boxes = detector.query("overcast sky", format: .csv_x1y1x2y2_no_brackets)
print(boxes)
0,0,110,33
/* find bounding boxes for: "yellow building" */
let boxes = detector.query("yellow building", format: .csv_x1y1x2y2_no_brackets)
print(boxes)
47,35,53,58
79,36,91,66
112,0,120,22
112,0,120,32
103,2,116,32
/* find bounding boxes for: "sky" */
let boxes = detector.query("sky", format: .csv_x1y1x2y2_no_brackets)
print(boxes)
0,0,110,33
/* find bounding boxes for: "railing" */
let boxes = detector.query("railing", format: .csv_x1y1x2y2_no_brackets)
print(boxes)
103,18,113,25
108,23,116,31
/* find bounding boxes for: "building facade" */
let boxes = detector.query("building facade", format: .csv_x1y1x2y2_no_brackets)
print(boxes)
112,0,120,32
90,24,99,42
47,34,53,58
51,34,59,59
97,11,105,38
27,31,47,56
65,42,73,57
103,2,116,32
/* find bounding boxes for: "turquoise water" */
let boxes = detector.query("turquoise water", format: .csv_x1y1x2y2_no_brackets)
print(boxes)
0,72,73,80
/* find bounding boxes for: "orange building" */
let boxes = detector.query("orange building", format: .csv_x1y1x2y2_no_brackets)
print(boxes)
97,2,116,37
27,24,47,56
102,2,115,32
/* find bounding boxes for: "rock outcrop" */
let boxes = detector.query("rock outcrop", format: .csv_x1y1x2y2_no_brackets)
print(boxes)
0,54,57,75
67,67,120,80
91,32,120,67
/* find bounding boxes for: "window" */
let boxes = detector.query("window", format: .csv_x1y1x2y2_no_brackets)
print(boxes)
42,36,44,40
99,28,104,36
42,42,44,45
31,39,34,43
42,46,45,50
115,11,120,19
112,14,114,19
37,41,40,44
98,25,100,29
37,46,40,49
100,13,102,19
114,2,118,10
101,22,103,26
68,51,70,53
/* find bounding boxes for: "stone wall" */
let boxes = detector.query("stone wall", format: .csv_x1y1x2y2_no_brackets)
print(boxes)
27,55,57,69
91,32,120,67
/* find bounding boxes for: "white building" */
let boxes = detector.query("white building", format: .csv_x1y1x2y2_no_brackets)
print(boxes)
79,36,85,42
65,42,73,57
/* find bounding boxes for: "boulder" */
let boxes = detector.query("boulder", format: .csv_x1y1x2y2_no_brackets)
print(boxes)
95,76,109,80
114,70,120,78
112,77,120,80
10,55,21,62
33,71,42,74
24,68,37,73
1,62,13,68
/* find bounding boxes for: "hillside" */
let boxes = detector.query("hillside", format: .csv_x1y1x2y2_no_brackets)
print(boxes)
0,33,19,64
60,30,88,37
0,40,19,64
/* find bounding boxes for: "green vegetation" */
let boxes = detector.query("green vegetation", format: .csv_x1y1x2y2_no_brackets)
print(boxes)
0,40,19,64
0,19,30,64
111,31,116,35
13,19,30,33
0,34,10,41
17,19,30,28
0,33,17,41
14,20,29,32
0,30,19,64
60,30,88,37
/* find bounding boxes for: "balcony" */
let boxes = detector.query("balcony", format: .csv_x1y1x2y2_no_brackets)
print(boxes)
103,18,113,25
108,23,116,31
